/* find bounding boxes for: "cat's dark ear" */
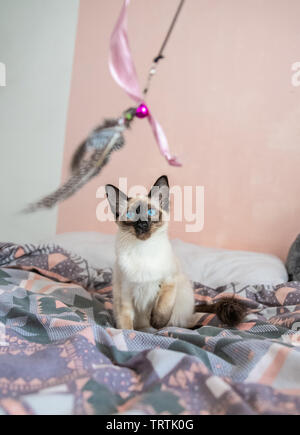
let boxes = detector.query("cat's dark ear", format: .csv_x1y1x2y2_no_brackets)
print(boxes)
105,184,128,219
148,175,169,211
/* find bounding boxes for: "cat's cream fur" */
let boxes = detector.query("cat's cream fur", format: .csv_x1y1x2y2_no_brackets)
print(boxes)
106,176,196,330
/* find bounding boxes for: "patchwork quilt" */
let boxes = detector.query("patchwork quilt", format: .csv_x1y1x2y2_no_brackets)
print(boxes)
0,242,300,415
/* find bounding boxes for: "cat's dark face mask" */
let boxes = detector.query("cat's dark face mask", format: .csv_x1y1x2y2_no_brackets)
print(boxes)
124,201,161,239
105,175,169,241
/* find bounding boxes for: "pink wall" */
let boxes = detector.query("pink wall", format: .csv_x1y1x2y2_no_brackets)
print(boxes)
57,0,300,260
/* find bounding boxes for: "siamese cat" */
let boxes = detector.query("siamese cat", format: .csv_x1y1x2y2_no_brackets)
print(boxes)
105,176,246,331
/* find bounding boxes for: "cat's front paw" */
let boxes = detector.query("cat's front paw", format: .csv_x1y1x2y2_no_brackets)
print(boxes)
150,311,169,330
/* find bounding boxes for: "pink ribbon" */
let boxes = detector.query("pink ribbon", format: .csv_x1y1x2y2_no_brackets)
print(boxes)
109,0,181,167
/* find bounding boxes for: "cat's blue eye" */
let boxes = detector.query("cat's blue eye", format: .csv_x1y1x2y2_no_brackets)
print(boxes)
126,211,135,219
147,208,156,217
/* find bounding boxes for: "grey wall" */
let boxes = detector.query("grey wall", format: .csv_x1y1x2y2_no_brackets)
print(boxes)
0,0,79,243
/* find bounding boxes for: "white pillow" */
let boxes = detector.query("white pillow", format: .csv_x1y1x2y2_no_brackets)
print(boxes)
41,232,288,287
171,238,288,287
42,232,116,270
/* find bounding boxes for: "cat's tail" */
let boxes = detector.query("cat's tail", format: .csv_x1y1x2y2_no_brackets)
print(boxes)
194,296,248,327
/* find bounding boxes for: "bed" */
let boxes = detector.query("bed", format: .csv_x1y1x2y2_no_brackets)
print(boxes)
0,237,299,415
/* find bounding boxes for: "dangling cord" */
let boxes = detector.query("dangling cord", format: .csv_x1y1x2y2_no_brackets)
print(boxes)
143,0,186,97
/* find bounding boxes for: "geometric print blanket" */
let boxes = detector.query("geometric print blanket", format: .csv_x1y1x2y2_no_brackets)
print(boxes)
0,242,300,415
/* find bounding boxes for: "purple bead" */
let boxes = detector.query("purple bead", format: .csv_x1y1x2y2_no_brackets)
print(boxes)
135,103,149,119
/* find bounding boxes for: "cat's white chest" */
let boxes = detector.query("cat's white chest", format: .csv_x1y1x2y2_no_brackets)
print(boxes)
117,235,174,283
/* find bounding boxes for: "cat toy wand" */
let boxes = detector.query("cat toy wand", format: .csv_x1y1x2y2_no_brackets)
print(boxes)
25,0,186,212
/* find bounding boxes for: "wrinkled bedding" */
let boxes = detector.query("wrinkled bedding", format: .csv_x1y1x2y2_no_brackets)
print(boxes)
0,242,300,415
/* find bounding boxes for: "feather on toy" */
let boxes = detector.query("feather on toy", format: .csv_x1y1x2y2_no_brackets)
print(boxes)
25,111,135,212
